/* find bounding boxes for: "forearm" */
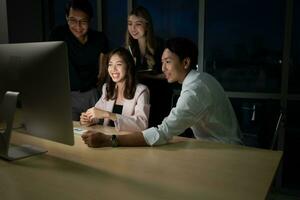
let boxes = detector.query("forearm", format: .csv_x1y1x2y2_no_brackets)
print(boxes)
94,110,116,121
82,130,149,148
114,114,148,132
117,132,149,147
107,112,117,121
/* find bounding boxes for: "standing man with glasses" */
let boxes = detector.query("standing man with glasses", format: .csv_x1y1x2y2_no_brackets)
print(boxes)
49,0,108,121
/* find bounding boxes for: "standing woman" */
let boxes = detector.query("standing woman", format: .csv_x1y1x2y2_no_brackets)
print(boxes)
125,6,172,127
80,47,150,132
126,6,163,74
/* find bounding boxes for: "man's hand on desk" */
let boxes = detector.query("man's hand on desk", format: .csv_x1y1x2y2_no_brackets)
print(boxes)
81,131,149,148
81,130,111,148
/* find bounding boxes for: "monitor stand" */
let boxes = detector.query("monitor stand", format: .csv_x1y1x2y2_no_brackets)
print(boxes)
0,91,47,161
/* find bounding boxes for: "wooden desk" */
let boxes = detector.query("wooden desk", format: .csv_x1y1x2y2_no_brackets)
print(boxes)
0,123,282,200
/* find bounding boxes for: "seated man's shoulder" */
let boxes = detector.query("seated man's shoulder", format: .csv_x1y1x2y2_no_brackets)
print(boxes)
189,71,216,86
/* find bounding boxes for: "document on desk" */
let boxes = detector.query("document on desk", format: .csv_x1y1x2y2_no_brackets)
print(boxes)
73,127,87,135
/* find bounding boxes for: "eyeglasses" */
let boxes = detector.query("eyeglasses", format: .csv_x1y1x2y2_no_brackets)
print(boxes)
67,17,89,27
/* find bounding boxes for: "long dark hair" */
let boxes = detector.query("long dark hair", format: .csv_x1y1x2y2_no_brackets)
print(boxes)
105,47,137,100
125,6,156,69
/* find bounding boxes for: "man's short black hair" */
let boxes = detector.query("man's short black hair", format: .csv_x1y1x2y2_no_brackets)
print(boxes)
165,37,198,70
65,0,93,19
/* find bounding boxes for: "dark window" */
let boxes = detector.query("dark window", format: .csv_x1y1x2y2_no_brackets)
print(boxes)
204,0,285,93
290,1,300,93
135,0,198,43
102,0,127,50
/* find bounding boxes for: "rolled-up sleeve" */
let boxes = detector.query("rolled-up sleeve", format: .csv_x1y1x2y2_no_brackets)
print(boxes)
142,86,206,146
142,127,168,146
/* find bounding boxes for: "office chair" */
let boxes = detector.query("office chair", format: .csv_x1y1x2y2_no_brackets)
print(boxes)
270,110,285,150
269,110,285,190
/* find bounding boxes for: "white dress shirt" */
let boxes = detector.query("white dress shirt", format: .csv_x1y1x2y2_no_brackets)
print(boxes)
143,70,242,145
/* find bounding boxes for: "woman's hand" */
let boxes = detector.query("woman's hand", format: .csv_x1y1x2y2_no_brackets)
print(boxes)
85,107,110,121
80,112,94,126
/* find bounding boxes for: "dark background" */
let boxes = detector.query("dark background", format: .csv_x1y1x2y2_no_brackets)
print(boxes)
3,0,300,195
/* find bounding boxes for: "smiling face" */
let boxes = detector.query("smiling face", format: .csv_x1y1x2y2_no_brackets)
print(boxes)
161,48,190,84
66,8,89,42
127,15,147,40
108,54,127,84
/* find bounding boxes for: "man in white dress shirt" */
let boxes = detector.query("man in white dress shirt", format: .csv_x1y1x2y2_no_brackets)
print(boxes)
81,37,243,147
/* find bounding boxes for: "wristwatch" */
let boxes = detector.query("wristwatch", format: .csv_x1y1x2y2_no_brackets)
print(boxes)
111,134,118,147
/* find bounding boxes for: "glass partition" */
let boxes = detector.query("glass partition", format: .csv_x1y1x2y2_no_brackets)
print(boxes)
204,0,285,93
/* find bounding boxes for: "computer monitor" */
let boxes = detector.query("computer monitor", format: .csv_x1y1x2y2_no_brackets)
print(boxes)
0,41,74,161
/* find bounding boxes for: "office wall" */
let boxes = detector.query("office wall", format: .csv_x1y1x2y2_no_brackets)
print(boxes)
102,0,127,50
6,0,44,43
0,0,8,43
135,0,199,44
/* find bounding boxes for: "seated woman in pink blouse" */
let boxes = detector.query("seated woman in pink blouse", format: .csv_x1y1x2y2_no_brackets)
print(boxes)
80,47,150,131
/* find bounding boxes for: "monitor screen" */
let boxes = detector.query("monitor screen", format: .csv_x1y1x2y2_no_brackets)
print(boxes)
0,41,74,160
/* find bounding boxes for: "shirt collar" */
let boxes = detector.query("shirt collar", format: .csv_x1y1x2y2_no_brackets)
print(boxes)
182,69,198,86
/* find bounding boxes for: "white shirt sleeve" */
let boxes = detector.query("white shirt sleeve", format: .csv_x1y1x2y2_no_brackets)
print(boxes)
142,70,243,145
143,86,209,146
142,127,168,146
